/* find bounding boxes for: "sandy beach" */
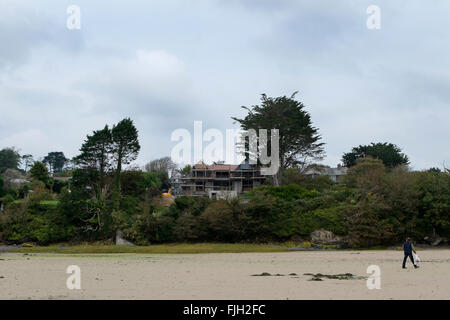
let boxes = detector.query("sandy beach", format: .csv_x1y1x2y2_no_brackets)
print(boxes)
1,250,449,300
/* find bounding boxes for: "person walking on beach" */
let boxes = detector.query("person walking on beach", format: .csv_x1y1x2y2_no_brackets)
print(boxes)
402,237,418,269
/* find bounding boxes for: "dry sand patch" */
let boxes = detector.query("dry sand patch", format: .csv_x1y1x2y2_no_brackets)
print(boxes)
0,250,449,299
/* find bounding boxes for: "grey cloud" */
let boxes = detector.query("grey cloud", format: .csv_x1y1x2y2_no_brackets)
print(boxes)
0,2,84,69
1,0,450,170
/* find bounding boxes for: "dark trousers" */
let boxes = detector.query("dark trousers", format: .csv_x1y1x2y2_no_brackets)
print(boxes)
403,252,415,268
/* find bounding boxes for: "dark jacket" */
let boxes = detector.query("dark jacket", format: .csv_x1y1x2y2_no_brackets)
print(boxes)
403,241,416,254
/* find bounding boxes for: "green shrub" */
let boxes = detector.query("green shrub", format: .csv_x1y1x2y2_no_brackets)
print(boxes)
252,184,320,202
0,201,70,245
201,200,241,242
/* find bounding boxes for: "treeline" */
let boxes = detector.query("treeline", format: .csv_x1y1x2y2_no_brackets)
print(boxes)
1,157,449,247
0,117,168,244
1,93,450,247
110,158,450,247
0,146,72,202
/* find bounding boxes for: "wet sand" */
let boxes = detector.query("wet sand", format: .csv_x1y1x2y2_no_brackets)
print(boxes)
0,250,449,299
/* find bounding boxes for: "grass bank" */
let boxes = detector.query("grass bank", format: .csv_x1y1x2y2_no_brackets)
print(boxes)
13,200,59,206
10,243,289,254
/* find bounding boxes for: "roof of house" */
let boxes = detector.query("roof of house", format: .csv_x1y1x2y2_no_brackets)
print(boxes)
193,161,207,169
326,167,347,176
10,178,30,185
192,160,259,172
207,164,238,171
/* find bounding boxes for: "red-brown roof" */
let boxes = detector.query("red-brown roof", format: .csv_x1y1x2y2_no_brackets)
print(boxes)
207,164,238,171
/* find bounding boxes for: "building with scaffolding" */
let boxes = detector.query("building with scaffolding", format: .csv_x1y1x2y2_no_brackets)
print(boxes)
180,160,267,199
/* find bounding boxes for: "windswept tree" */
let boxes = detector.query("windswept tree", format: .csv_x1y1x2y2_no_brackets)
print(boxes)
74,125,113,190
43,152,68,174
111,118,140,207
342,142,409,168
65,125,114,235
0,147,21,173
232,92,325,185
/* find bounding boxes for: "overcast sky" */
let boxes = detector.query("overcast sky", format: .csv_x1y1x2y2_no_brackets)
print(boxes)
1,0,449,170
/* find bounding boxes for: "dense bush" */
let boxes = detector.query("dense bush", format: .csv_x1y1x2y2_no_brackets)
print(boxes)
2,158,450,247
113,184,351,244
0,201,70,245
52,179,68,194
282,167,334,191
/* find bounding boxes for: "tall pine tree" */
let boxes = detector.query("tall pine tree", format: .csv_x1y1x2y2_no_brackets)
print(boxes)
74,125,113,191
232,92,325,185
111,118,140,208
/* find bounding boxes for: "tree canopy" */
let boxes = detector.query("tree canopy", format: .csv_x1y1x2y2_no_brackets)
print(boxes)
30,161,50,184
232,92,325,184
111,118,140,193
342,142,409,168
74,125,113,189
43,152,68,174
343,157,387,194
0,147,21,173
